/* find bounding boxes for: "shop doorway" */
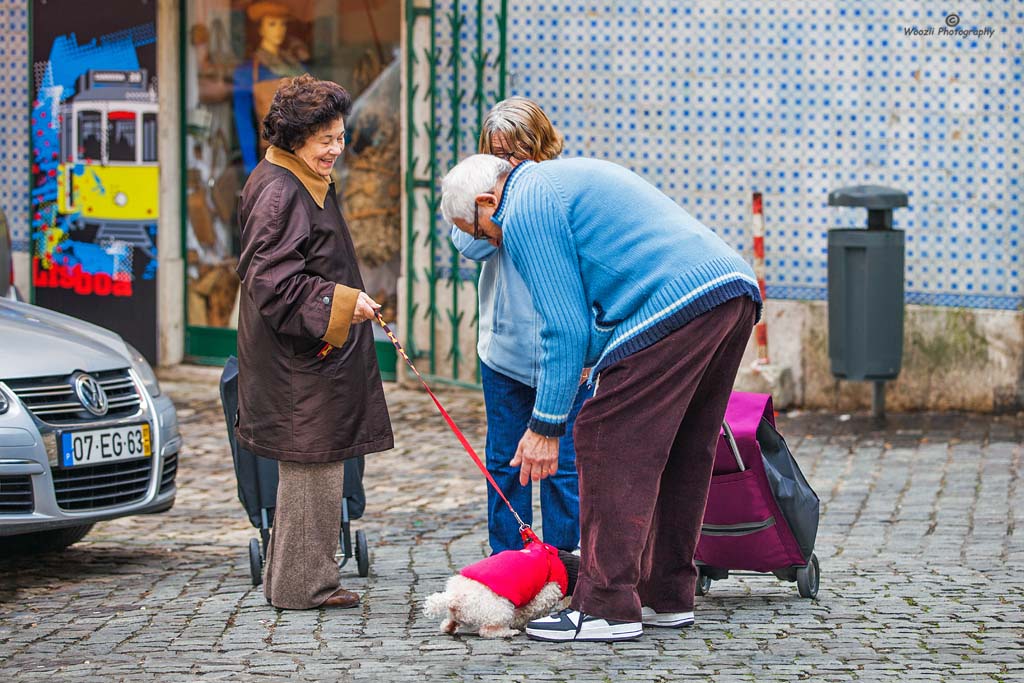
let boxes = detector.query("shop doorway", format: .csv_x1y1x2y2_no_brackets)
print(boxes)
181,0,401,376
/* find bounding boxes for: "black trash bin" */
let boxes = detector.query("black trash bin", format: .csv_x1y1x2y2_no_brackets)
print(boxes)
827,185,909,416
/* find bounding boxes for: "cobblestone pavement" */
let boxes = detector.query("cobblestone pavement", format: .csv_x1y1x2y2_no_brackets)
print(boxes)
1,364,1022,682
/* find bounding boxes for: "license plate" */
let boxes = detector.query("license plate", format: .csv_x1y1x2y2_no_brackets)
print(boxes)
60,423,151,468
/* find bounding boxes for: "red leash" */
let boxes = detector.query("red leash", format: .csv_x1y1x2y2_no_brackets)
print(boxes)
375,312,538,545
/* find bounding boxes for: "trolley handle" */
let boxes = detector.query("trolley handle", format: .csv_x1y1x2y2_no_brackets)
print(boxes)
722,420,745,472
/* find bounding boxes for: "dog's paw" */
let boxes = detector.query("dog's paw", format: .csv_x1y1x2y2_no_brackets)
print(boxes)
512,582,566,630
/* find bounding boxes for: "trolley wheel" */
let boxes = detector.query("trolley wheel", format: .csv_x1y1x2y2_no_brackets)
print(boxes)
249,537,263,587
355,530,369,577
703,566,729,581
796,553,819,599
695,569,712,596
773,567,798,583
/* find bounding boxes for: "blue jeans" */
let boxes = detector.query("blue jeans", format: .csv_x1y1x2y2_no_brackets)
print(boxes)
480,362,592,554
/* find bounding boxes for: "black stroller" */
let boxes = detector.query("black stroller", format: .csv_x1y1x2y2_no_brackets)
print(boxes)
219,356,369,586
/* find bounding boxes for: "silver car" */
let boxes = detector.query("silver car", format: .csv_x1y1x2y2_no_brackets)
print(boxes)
0,297,180,553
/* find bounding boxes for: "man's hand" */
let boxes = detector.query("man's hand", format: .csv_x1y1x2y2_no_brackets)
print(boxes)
352,291,381,324
510,429,560,486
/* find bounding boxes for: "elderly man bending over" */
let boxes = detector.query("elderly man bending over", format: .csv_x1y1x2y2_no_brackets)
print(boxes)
441,155,762,643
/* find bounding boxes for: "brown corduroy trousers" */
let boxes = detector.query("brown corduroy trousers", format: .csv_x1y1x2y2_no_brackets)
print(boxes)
569,297,756,622
263,460,345,609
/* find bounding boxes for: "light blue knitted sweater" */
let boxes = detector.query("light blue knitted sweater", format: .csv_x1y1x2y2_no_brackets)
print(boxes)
492,158,762,436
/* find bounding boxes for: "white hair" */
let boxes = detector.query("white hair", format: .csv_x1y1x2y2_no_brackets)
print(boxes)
440,154,513,224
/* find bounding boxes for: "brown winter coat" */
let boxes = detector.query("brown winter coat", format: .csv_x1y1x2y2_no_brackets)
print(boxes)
234,146,393,463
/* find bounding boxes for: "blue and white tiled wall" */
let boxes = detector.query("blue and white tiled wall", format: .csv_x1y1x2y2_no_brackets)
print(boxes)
438,1,1021,310
0,0,30,255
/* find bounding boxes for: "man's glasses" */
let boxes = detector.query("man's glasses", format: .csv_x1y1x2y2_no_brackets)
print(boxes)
473,202,481,240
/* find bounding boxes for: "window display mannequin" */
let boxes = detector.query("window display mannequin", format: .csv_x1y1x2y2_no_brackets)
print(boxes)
233,1,308,173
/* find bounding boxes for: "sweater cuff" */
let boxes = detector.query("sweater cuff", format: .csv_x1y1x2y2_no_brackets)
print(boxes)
321,284,360,347
528,416,566,438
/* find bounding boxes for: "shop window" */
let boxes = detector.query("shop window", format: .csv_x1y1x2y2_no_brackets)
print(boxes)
184,0,401,331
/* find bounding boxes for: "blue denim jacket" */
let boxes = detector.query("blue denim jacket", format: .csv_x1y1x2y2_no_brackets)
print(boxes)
450,226,540,387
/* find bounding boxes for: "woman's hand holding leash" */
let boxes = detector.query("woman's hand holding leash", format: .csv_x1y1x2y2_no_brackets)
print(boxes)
352,291,381,324
319,292,380,359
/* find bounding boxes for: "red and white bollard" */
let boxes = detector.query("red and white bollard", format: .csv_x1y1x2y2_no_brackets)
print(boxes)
739,192,795,408
751,192,769,365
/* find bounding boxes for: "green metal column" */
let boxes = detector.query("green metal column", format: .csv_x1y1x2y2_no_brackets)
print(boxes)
445,1,463,380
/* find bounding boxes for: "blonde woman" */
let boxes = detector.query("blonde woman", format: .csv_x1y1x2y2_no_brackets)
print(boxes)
450,97,591,556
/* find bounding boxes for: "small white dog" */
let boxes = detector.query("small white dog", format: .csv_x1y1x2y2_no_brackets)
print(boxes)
424,541,580,638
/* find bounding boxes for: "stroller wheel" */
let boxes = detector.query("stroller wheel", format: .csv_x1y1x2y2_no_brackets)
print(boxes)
249,537,263,587
796,553,819,599
355,530,369,577
695,569,712,596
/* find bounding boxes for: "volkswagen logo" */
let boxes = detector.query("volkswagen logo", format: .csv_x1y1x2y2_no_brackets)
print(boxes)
74,373,109,417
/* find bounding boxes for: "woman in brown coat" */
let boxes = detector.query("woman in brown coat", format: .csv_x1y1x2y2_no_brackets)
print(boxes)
235,74,394,609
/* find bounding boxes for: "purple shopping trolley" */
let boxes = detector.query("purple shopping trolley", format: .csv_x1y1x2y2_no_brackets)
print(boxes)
695,391,821,598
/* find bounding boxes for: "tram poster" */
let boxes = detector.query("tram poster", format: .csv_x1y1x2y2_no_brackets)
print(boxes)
31,0,159,362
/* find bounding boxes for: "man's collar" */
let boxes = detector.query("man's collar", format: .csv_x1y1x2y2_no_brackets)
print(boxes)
266,145,330,209
492,159,534,226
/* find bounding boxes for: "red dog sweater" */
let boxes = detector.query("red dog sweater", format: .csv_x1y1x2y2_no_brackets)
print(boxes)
459,542,569,608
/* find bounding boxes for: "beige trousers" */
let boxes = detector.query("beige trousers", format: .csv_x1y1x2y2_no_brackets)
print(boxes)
263,460,345,609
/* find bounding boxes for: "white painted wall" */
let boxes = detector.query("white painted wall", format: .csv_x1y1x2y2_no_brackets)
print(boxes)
738,300,1024,412
157,0,184,366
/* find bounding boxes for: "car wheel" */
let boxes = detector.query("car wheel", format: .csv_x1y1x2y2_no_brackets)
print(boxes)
0,523,95,555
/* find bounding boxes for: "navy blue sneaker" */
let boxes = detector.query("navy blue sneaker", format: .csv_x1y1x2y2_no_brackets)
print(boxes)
525,608,643,642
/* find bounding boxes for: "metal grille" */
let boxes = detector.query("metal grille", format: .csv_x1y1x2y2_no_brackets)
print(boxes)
0,475,33,514
404,0,509,388
51,458,152,511
4,368,142,424
159,452,178,494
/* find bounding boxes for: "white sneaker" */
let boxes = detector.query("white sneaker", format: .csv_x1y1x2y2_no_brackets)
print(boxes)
526,608,643,642
641,606,695,628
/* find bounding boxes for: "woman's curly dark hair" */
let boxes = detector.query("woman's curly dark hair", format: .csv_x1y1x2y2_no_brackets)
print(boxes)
261,74,353,152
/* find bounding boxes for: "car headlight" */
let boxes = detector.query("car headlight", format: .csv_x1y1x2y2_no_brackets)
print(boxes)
0,387,9,415
125,342,161,397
